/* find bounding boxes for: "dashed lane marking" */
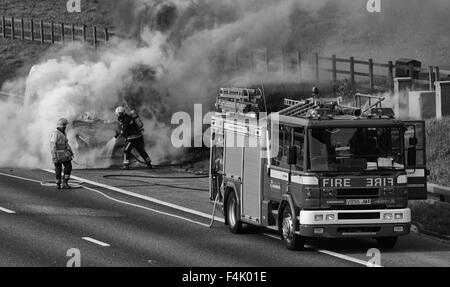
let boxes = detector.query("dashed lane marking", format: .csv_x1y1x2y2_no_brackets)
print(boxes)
0,206,16,214
82,237,111,247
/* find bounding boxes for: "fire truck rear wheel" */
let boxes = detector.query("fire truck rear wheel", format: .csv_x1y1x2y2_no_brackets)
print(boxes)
227,192,243,234
376,236,398,249
281,205,305,250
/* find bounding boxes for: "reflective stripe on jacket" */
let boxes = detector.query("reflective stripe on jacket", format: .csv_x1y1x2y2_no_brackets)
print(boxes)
50,129,73,163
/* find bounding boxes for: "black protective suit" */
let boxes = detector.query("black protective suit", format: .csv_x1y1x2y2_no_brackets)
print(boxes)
116,113,152,169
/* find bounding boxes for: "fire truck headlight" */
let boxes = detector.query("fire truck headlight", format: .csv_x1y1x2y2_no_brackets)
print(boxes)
326,214,335,221
394,213,403,220
383,213,393,220
314,214,324,221
397,175,407,184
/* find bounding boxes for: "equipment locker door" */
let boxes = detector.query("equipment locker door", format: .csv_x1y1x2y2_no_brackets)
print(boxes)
404,121,428,200
242,146,262,224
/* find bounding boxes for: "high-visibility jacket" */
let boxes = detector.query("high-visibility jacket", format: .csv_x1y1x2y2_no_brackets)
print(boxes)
50,129,73,163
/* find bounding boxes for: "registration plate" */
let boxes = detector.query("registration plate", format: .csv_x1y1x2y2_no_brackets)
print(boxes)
346,199,372,205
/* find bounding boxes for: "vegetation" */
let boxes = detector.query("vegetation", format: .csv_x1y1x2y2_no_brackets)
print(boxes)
410,200,450,236
426,117,450,186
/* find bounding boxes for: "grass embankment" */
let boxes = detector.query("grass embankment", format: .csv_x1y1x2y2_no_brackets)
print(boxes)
410,117,450,236
410,200,450,236
426,117,450,186
0,0,113,87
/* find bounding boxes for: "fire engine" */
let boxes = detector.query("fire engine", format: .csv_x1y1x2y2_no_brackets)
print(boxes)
209,87,428,250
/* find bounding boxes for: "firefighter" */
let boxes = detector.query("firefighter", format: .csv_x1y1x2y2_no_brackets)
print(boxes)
115,106,152,170
50,118,74,190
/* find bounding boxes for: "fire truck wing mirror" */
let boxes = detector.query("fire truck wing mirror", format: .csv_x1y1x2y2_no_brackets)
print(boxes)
409,137,418,146
287,146,297,165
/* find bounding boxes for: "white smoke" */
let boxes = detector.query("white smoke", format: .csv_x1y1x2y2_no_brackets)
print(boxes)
2,0,446,169
0,0,302,168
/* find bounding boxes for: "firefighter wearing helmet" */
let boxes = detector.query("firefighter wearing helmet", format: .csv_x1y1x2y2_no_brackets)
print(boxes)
50,118,74,189
115,106,152,170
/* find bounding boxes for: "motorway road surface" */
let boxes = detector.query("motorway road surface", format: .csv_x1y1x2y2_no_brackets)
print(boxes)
0,168,449,267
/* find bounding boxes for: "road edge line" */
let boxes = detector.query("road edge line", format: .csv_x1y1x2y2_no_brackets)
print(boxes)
41,169,224,223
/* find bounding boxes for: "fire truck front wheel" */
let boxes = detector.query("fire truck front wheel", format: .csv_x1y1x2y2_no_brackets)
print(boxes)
226,192,243,234
281,206,305,250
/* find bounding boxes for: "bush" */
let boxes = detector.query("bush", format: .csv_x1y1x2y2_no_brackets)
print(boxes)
426,117,450,186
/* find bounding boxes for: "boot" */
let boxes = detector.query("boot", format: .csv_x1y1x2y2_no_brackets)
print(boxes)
62,179,71,189
56,180,62,190
146,161,153,169
122,164,130,170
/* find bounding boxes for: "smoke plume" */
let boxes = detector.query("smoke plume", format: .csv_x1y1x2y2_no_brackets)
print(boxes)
1,0,449,168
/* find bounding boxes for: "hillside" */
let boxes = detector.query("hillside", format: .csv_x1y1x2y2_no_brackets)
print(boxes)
0,0,113,86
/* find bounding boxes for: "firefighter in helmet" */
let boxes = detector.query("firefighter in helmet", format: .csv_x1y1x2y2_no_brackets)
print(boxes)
50,118,74,189
115,106,152,170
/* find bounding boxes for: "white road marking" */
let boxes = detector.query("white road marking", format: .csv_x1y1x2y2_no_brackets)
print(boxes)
80,185,211,228
42,169,225,223
4,169,381,267
82,237,110,247
306,245,383,267
0,172,43,184
0,206,16,214
263,231,382,267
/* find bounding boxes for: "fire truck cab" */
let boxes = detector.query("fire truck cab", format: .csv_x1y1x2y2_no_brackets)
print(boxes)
209,87,428,250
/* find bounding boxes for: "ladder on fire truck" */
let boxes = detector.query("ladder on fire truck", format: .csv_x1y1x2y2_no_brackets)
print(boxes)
215,87,263,114
279,98,318,117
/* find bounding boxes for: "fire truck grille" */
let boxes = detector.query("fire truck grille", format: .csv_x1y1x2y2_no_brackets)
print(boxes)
337,226,381,234
337,188,379,198
338,212,380,220
329,205,386,210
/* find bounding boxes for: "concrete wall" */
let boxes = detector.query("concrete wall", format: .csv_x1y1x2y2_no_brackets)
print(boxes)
435,81,450,119
408,91,436,120
394,78,412,119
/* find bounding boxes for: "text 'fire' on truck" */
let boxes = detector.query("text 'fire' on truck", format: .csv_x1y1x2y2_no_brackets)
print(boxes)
209,87,428,250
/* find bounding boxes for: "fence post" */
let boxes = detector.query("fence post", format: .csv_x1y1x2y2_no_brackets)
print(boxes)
368,58,374,92
21,18,24,40
30,19,34,41
332,54,337,87
11,17,15,39
2,16,5,38
40,20,44,43
435,66,440,82
93,26,97,49
350,56,355,87
50,21,54,44
265,48,269,73
82,24,86,42
297,51,302,82
72,24,75,41
249,49,254,72
61,23,65,43
104,27,109,42
315,52,320,84
388,61,394,92
429,65,435,91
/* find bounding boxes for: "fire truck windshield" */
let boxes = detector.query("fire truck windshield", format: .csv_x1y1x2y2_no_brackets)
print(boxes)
308,127,404,172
